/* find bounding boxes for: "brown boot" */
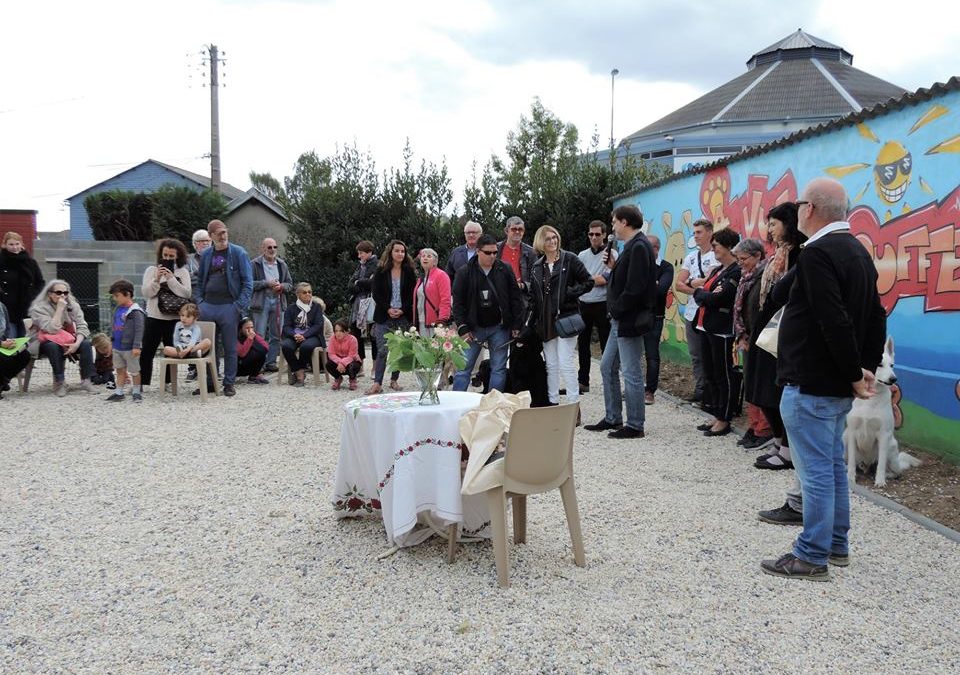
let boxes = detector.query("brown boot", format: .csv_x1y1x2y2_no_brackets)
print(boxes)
294,370,306,387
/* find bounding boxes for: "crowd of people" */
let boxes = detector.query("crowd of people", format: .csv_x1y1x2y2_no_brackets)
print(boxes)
1,176,888,581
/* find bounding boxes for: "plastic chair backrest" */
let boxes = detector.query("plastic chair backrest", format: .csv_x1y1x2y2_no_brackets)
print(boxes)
197,320,216,361
502,403,578,495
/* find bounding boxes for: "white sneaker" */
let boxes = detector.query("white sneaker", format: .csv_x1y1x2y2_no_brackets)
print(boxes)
80,380,97,394
54,382,68,397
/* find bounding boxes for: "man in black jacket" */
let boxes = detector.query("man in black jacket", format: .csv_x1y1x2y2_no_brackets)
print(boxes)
584,205,656,439
643,234,674,405
761,178,886,582
452,234,523,393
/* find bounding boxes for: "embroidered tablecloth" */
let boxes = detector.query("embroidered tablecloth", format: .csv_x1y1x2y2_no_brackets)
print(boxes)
333,391,491,546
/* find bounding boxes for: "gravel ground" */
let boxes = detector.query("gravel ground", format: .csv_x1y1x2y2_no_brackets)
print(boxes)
2,363,959,674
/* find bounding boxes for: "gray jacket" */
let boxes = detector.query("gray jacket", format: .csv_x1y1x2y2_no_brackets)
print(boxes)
250,255,293,311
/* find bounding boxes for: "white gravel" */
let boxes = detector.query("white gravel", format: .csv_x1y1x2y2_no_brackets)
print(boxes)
2,362,959,673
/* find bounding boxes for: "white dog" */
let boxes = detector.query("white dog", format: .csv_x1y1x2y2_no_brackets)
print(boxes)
844,337,921,487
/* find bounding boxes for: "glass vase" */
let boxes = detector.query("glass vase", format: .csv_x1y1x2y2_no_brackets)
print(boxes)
413,365,442,406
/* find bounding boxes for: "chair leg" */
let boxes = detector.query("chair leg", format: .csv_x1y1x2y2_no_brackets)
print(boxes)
21,360,34,393
320,349,329,383
209,358,221,395
486,488,510,588
446,523,458,563
169,363,177,396
512,495,527,544
312,349,323,387
198,362,208,402
559,477,586,567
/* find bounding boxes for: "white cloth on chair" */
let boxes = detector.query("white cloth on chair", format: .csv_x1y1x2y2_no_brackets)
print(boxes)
460,389,531,496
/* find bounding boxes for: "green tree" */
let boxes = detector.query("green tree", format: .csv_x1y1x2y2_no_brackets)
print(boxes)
462,159,503,229
248,170,285,203
150,185,228,246
85,190,154,241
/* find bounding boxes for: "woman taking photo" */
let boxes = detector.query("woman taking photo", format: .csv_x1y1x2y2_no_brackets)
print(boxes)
358,239,416,395
692,227,742,436
529,225,593,407
746,202,807,470
413,248,452,337
140,239,192,388
281,283,327,387
0,232,45,337
28,280,97,396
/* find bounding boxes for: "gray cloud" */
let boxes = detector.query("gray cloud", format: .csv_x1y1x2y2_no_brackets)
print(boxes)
453,1,845,87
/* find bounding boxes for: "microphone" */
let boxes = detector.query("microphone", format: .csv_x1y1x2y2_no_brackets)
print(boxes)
605,234,615,254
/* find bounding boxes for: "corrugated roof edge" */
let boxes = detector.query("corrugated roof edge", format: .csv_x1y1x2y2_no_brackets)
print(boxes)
611,75,960,202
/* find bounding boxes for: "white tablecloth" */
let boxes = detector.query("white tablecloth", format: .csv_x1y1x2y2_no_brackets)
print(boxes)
333,391,491,546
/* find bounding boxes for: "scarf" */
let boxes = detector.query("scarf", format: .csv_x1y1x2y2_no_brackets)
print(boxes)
295,299,312,329
733,258,767,341
759,243,792,310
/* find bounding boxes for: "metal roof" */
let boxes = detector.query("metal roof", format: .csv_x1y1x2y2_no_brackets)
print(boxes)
66,159,244,201
613,76,960,200
621,30,903,144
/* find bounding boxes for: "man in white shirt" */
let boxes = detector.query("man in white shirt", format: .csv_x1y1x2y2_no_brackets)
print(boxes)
675,219,717,403
576,219,616,393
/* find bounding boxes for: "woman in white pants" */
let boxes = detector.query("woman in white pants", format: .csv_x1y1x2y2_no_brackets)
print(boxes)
529,225,594,406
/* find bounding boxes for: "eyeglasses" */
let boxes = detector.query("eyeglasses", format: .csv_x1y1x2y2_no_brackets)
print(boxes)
508,227,524,233
795,200,811,208
544,235,559,242
478,249,498,256
51,290,69,296
465,231,481,236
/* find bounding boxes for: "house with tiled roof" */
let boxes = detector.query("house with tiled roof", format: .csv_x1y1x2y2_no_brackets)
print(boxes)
608,29,907,172
66,159,245,240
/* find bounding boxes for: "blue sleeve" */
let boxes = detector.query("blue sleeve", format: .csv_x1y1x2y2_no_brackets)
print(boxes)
236,248,253,311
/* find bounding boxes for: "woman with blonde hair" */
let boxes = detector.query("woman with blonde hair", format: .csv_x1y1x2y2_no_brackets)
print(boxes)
28,279,97,396
528,225,593,408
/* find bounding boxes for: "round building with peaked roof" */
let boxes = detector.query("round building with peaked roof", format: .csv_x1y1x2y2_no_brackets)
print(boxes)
614,29,907,172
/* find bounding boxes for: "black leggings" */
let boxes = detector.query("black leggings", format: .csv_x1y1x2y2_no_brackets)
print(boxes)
702,333,740,423
140,317,176,386
237,347,267,378
759,403,788,447
326,359,362,380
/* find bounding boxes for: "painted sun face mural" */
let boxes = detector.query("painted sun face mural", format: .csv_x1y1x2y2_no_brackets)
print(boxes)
873,141,912,203
825,103,959,221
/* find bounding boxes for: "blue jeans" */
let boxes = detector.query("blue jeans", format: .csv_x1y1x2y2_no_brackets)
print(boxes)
199,302,241,386
453,325,510,393
780,385,853,565
600,320,646,431
253,297,282,368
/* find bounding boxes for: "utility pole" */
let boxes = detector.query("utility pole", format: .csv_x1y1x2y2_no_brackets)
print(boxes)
610,68,619,152
206,44,223,193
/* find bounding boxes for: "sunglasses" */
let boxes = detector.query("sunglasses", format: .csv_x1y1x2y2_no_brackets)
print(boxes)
508,227,524,233
478,249,498,256
265,245,278,250
588,232,604,237
51,290,70,296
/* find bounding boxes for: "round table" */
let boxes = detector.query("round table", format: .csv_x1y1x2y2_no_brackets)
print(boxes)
333,390,491,547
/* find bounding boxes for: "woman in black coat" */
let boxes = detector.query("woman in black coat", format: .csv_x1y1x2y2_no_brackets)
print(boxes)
529,225,594,406
0,232,44,337
692,227,742,436
356,239,417,395
281,282,327,387
744,202,807,468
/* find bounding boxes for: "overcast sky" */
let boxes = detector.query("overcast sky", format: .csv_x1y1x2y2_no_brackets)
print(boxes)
2,0,955,232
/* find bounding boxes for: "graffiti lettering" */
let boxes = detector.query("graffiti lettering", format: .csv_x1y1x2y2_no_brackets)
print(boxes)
700,168,797,242
849,186,960,312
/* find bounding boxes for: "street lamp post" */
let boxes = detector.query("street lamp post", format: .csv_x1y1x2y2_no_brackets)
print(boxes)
610,68,619,151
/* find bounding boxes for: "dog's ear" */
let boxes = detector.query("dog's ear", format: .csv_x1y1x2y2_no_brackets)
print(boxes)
886,336,895,358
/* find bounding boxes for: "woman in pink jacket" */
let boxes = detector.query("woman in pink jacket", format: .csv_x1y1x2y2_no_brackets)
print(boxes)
412,248,451,337
325,319,362,390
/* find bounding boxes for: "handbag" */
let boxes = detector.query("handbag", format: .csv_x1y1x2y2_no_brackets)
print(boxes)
38,325,77,347
552,252,586,338
756,307,784,357
555,313,586,338
157,284,190,315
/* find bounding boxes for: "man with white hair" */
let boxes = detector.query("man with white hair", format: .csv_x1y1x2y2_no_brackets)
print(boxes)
250,237,293,373
445,221,483,285
497,216,537,291
185,228,211,382
760,177,886,582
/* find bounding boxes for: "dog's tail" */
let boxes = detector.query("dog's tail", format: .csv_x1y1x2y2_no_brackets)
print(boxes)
894,452,922,473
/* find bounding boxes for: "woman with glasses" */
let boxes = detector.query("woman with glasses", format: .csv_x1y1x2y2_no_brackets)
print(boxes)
730,238,770,450
413,248,452,337
281,283,327,387
28,280,97,396
529,225,593,409
358,240,416,395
